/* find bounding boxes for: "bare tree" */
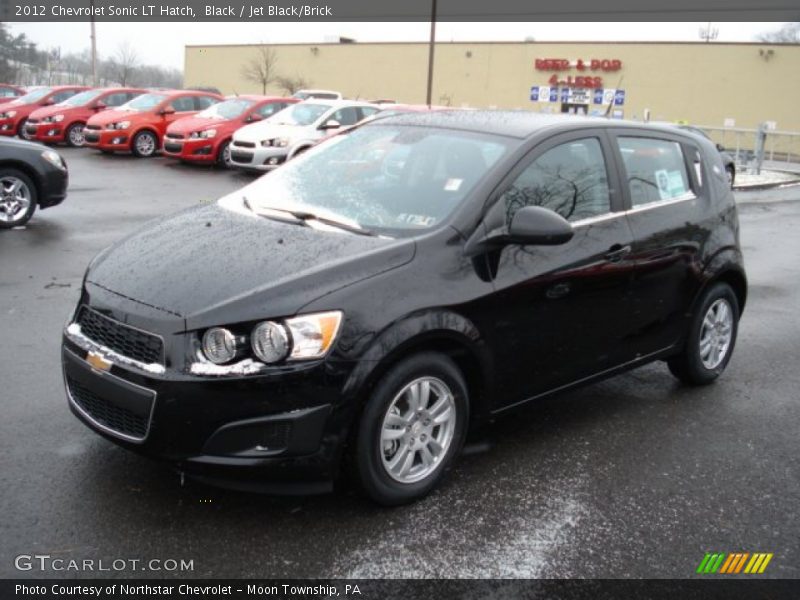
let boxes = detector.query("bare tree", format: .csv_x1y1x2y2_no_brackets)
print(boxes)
275,74,310,95
241,45,278,94
757,22,800,43
110,42,139,85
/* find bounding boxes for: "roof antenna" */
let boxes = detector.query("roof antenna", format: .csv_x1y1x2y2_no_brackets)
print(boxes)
604,75,624,118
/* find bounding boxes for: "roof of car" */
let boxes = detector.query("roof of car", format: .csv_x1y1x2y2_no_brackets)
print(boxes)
372,110,693,140
297,98,376,108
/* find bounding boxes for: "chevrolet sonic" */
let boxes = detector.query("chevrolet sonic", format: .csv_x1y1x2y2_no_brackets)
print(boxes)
62,112,746,505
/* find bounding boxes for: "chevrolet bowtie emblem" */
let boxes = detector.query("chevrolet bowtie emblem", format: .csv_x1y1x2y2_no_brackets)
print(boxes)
86,352,112,372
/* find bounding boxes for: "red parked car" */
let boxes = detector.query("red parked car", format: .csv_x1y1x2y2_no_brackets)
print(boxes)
25,87,146,147
0,84,25,106
162,95,297,168
83,90,222,157
0,86,88,139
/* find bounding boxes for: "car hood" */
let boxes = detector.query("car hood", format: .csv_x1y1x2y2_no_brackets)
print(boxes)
29,104,82,120
168,115,234,135
234,121,310,143
87,108,142,126
86,198,415,331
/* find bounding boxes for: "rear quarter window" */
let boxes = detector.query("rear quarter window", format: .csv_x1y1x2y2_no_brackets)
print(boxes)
616,137,694,206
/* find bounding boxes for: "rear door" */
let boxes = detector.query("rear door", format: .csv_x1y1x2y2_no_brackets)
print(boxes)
485,129,637,407
609,130,708,356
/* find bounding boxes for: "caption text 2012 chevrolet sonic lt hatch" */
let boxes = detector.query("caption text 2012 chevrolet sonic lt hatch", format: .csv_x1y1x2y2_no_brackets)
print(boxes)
62,112,746,505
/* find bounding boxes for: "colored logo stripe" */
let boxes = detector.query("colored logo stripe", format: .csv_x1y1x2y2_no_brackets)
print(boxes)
697,552,773,574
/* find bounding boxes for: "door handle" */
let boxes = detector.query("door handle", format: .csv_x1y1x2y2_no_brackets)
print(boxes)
605,244,632,262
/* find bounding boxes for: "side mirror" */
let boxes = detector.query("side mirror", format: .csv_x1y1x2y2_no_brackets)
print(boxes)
320,119,341,130
247,113,263,123
464,205,574,257
42,99,54,106
92,101,107,111
715,143,725,152
160,107,176,116
508,205,574,246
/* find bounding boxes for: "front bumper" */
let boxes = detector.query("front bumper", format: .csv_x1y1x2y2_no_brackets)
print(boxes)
0,117,20,135
162,137,218,162
61,306,356,493
31,123,65,143
83,128,130,150
229,144,287,172
38,162,69,208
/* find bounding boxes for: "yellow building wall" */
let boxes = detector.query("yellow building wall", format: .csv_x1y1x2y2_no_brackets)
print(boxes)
185,41,800,131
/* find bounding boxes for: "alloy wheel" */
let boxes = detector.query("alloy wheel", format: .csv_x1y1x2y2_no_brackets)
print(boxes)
68,124,86,147
135,133,156,156
699,298,733,369
0,176,32,225
380,377,456,484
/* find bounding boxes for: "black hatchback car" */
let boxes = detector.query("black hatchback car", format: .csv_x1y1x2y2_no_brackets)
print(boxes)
62,112,746,505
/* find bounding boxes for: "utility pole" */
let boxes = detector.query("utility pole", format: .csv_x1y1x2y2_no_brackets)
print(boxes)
425,0,437,107
90,0,97,85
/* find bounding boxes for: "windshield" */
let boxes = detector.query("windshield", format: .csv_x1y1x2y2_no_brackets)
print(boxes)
272,103,331,126
16,88,51,103
242,124,513,235
59,89,105,107
197,98,255,119
119,93,167,112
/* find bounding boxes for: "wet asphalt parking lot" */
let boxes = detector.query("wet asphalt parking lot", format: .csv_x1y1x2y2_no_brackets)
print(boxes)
1,147,799,579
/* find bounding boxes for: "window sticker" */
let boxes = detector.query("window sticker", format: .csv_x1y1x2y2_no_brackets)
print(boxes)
655,169,687,200
444,178,463,192
397,214,437,227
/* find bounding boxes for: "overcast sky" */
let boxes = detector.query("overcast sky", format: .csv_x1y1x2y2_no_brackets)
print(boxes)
8,22,785,70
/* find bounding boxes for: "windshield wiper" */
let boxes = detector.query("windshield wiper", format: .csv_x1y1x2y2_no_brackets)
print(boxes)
243,197,376,237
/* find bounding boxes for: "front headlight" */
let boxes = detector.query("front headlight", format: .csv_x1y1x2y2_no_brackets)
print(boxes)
285,311,342,360
201,129,217,139
261,137,289,148
5,110,17,118
251,321,290,363
41,149,66,171
202,327,238,364
116,121,130,130
51,114,65,122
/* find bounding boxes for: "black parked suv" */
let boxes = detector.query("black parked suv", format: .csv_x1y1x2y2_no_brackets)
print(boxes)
0,137,68,228
62,112,746,505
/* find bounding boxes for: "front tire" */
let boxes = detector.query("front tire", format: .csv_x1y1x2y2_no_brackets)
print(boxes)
353,352,468,506
216,140,232,169
668,282,739,385
0,169,37,229
17,119,33,140
131,130,158,158
66,122,86,147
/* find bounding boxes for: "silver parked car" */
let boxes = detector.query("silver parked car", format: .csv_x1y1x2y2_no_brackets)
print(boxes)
229,100,381,172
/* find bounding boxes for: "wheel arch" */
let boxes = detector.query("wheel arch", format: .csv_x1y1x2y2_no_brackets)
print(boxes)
341,313,494,429
698,249,748,315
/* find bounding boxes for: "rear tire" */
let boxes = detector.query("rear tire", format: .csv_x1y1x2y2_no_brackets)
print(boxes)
668,282,739,385
725,165,735,188
352,352,468,506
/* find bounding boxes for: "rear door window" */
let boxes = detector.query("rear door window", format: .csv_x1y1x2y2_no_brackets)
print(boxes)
328,107,359,126
256,102,285,118
103,93,129,107
616,137,694,206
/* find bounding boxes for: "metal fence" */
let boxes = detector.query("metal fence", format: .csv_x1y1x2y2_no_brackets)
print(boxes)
694,126,800,172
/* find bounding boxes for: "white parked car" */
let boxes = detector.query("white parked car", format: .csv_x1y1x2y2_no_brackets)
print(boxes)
229,99,381,172
292,89,343,100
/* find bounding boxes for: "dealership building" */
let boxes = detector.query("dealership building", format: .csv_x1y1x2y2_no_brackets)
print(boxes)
185,40,800,132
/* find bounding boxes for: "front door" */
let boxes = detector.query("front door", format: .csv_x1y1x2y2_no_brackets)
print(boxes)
484,130,637,409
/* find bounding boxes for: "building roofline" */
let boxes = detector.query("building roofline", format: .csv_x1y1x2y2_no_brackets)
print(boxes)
186,40,800,49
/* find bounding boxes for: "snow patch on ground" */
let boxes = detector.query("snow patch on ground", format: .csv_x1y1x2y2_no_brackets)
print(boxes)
332,476,587,578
